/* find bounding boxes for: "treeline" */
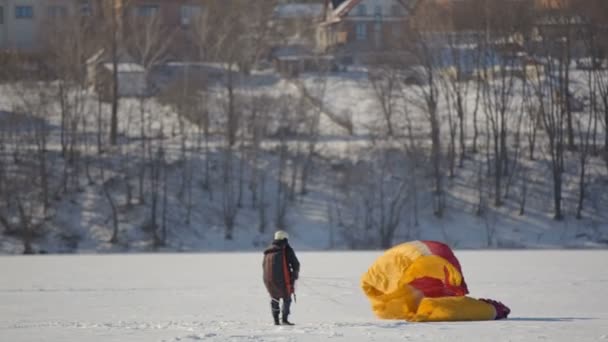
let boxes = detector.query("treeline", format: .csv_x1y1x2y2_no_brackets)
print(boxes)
0,0,607,252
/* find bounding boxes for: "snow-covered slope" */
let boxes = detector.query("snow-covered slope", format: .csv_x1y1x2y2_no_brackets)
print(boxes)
0,68,607,254
1,251,607,341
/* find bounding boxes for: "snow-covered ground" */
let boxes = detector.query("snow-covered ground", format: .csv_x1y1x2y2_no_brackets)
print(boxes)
1,250,607,341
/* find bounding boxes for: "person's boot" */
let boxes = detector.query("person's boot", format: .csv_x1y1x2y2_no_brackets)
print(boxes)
273,312,280,325
281,315,294,326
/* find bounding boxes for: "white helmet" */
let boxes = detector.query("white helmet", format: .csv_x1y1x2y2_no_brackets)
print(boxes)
274,230,289,240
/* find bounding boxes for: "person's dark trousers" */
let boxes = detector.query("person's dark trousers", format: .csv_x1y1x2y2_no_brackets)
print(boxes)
270,297,292,325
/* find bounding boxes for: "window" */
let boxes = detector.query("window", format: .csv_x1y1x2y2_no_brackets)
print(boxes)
80,0,92,16
374,5,382,23
392,23,401,38
356,23,367,41
180,5,201,26
48,6,68,18
357,4,366,16
374,5,382,16
15,6,34,19
391,4,402,16
136,5,160,17
374,22,382,47
0,7,4,24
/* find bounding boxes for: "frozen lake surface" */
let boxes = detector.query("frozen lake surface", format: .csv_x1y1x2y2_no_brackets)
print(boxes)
1,250,607,341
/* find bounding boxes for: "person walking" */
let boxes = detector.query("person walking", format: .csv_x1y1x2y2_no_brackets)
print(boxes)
262,230,300,325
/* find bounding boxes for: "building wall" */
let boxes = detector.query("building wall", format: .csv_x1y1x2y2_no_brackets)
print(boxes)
0,0,39,50
0,0,202,54
321,0,409,54
0,0,7,48
0,0,91,51
340,19,403,50
534,0,574,10
345,0,411,20
120,0,202,29
119,0,203,59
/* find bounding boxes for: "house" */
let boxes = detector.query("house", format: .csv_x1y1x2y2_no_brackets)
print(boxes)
272,2,324,48
269,2,332,76
115,0,203,32
0,0,97,52
317,0,413,63
0,0,103,78
0,0,202,59
116,0,203,60
86,48,150,100
93,62,148,100
530,0,606,60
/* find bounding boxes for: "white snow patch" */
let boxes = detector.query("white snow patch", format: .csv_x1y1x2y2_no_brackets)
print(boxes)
1,251,607,341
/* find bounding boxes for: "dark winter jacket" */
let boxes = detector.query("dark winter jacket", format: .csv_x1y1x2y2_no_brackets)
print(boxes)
262,239,300,299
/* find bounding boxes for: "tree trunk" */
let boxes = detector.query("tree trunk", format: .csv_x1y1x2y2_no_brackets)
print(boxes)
457,93,466,167
258,171,267,233
237,142,245,208
59,82,68,157
472,74,481,154
576,156,586,220
564,36,575,151
97,97,103,155
493,129,502,207
139,97,146,204
102,167,120,244
552,161,563,220
430,107,443,217
110,0,119,146
519,171,527,216
160,157,168,246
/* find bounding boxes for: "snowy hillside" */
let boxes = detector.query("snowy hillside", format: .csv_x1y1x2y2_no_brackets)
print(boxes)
0,67,607,254
1,251,607,341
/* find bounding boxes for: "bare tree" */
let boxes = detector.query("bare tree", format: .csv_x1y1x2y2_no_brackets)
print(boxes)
337,146,409,249
147,132,165,245
125,10,174,204
0,86,53,253
246,95,271,208
107,0,121,146
403,103,424,227
44,12,97,195
530,46,566,220
192,0,278,239
369,61,401,137
575,102,594,219
299,69,327,196
409,38,444,217
441,73,458,178
101,156,120,244
258,165,269,233
575,24,601,219
442,32,479,166
479,42,517,207
275,97,293,231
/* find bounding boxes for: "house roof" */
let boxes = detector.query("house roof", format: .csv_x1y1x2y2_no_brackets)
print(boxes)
328,0,414,20
333,0,363,17
274,4,324,18
87,48,136,65
103,63,145,73
331,0,348,8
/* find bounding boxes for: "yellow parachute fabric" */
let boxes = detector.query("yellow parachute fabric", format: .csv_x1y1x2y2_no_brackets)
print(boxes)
411,296,496,322
361,241,497,322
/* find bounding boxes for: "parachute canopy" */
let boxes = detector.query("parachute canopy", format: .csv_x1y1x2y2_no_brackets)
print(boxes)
361,240,500,322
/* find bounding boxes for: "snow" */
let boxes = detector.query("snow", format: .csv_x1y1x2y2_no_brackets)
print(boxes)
1,250,607,341
0,65,607,254
103,63,146,73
